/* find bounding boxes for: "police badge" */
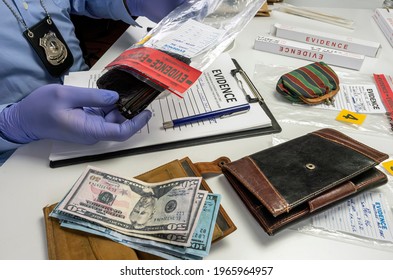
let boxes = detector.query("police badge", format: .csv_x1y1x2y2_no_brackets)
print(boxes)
39,30,68,66
23,16,74,77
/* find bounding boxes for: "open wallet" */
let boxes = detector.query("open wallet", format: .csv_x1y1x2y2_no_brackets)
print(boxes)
221,128,389,236
43,156,236,260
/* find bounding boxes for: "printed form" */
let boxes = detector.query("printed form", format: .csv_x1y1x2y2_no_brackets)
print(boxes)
146,19,225,59
307,84,386,114
312,191,393,243
50,53,271,161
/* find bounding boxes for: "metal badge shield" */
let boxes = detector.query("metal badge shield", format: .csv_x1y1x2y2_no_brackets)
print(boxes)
39,30,68,66
23,16,74,76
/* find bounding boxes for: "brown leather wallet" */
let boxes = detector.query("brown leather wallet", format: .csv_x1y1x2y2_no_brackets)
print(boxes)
221,128,389,235
43,156,236,259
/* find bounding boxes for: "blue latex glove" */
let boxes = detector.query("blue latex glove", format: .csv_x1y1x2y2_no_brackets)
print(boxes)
0,84,151,145
126,0,186,23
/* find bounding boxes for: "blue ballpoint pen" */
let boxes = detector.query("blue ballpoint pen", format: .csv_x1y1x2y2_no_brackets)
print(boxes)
163,103,251,129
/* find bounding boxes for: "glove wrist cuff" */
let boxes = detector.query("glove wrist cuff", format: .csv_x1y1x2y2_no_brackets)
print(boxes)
0,104,32,144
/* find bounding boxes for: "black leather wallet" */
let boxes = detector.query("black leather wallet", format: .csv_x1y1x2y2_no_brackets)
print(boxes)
97,68,162,119
221,128,389,235
96,51,191,119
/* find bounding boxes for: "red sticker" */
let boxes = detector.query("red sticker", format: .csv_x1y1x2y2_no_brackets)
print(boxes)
106,47,202,96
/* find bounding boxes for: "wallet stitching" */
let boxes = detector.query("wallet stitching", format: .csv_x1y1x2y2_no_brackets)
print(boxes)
270,209,310,232
299,164,376,204
248,157,289,213
225,175,278,235
308,181,356,212
312,129,388,163
358,168,387,188
232,165,279,214
271,170,386,234
227,157,289,215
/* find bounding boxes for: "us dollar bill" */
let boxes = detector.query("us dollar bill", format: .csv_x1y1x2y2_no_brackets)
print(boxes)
59,220,185,260
138,193,222,259
55,166,202,235
186,193,221,257
60,192,221,259
58,190,207,247
129,190,207,246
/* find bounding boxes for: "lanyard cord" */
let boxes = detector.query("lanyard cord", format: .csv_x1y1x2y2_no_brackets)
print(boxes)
2,0,51,37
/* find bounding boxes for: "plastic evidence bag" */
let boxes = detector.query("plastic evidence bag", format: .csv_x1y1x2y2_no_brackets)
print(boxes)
97,0,264,119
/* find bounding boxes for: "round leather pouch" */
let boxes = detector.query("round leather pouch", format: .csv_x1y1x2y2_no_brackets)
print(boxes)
276,62,340,105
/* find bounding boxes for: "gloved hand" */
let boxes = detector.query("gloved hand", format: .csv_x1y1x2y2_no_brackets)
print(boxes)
126,0,186,23
0,84,151,145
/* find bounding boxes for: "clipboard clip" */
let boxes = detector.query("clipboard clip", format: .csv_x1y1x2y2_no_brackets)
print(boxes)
231,68,264,104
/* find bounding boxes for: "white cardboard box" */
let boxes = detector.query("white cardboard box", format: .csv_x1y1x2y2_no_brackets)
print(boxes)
374,13,393,47
270,23,381,57
374,9,393,47
254,35,365,70
375,8,393,34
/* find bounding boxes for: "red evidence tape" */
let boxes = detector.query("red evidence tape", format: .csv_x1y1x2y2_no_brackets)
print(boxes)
106,47,202,96
374,73,393,131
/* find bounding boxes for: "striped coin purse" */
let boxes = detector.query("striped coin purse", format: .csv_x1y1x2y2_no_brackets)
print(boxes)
276,62,340,105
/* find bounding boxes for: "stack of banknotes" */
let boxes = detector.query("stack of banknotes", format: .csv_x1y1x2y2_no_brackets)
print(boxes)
50,165,221,260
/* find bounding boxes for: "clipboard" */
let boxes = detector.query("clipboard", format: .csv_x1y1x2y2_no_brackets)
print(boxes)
49,59,281,168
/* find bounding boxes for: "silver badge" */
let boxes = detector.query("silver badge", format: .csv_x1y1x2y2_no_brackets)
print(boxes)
39,31,68,66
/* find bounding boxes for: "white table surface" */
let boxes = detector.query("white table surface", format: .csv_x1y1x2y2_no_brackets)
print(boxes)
1,3,393,260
